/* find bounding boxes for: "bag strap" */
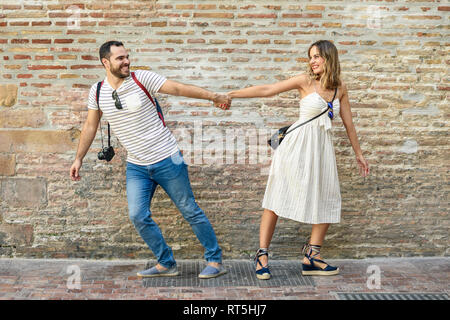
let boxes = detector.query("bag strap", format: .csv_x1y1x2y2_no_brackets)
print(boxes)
96,80,104,106
131,71,166,127
329,87,338,103
130,72,155,106
285,87,337,135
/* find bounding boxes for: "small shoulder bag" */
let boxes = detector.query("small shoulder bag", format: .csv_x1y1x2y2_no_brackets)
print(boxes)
267,88,337,149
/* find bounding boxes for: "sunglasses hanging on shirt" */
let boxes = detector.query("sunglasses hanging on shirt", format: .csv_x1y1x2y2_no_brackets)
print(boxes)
112,90,123,110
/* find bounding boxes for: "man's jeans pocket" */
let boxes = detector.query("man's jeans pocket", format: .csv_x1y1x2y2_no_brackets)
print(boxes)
153,151,186,181
170,151,186,166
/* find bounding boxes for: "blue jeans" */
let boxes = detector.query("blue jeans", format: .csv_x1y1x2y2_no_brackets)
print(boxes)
126,151,222,268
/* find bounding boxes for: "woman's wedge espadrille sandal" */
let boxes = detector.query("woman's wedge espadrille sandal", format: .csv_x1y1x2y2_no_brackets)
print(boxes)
301,242,339,276
254,248,271,280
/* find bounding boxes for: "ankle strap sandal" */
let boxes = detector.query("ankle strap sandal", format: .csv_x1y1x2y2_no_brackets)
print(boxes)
254,248,271,280
302,242,339,276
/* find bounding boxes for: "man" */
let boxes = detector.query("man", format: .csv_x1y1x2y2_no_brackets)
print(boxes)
69,41,230,278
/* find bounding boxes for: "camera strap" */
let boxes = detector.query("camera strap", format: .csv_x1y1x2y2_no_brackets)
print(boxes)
95,80,112,149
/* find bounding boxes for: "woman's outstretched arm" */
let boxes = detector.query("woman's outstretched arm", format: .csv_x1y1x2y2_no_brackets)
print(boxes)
228,74,307,99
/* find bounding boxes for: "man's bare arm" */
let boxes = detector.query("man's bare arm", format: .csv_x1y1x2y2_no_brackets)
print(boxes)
70,109,101,181
159,80,231,109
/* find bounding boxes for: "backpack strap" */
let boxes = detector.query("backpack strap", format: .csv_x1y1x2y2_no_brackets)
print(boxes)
131,71,166,127
96,80,104,107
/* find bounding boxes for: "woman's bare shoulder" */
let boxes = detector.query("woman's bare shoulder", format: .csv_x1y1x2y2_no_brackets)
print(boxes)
339,80,348,97
335,80,351,103
293,73,311,89
297,73,310,82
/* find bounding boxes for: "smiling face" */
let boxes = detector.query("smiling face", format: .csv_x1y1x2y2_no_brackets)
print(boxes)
306,40,341,90
309,46,325,76
102,45,130,78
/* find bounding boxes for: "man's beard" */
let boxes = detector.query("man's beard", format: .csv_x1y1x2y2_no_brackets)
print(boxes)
110,63,130,78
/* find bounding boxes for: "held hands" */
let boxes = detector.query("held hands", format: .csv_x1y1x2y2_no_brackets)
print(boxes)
212,93,231,110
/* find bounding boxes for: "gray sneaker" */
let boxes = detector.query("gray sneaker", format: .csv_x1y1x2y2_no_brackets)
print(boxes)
137,265,179,278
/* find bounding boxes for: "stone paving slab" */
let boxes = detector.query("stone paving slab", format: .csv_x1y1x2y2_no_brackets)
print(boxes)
0,257,448,300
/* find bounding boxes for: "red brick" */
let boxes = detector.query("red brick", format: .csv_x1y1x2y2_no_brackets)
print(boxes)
32,21,52,26
323,22,342,28
28,65,67,70
58,55,77,60
282,13,322,18
13,55,31,59
2,5,21,10
48,12,72,18
31,83,52,88
9,21,29,26
32,39,51,44
54,39,74,44
81,55,97,60
238,14,277,19
35,55,54,60
306,5,325,11
198,4,216,10
4,65,21,70
17,74,33,78
193,12,234,19
151,21,167,27
70,65,102,69
404,15,441,20
11,39,29,44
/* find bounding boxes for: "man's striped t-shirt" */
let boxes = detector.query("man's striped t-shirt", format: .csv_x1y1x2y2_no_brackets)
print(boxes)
87,70,179,165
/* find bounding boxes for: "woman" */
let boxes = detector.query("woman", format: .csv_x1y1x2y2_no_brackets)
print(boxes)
228,40,369,279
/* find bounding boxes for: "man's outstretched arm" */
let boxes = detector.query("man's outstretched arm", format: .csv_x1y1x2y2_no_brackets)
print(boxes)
159,80,231,109
70,109,102,181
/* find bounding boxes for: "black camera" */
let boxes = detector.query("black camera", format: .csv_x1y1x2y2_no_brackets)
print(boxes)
97,146,115,162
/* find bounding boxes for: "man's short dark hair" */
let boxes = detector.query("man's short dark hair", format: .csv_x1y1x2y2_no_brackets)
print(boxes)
99,41,124,65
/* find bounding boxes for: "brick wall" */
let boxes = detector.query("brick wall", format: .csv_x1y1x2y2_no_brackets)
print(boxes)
0,1,448,260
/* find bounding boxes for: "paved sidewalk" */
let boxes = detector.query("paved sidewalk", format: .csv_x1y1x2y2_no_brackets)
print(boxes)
0,257,448,300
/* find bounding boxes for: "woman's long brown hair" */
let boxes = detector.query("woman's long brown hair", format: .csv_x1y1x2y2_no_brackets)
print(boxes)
307,40,341,90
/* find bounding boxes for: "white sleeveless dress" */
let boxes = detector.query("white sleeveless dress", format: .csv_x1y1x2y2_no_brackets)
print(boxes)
262,92,341,224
